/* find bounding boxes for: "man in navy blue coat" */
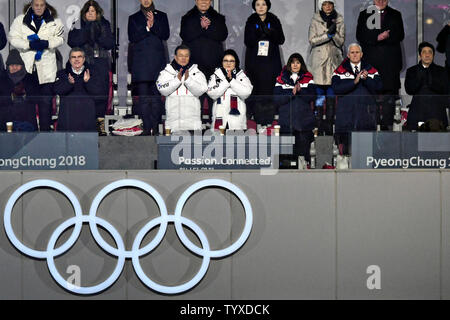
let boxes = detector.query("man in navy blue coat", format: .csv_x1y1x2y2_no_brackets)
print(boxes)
332,43,383,155
53,48,102,132
180,0,228,121
128,0,169,135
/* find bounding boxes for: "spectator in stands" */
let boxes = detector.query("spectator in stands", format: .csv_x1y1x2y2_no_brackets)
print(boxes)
0,22,7,74
180,0,228,122
332,44,382,155
356,0,404,131
274,53,316,164
68,0,114,122
128,0,169,135
156,45,207,133
244,0,284,126
405,42,449,131
208,49,253,131
8,0,64,131
436,22,450,83
0,49,39,132
308,0,345,136
53,48,101,132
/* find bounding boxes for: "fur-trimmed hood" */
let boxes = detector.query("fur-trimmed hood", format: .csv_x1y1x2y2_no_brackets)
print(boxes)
23,2,58,18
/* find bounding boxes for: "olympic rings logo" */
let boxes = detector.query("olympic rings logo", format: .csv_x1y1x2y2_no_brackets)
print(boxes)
3,179,253,295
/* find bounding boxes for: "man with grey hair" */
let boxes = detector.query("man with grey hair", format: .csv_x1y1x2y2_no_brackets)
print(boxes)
53,47,102,131
331,43,383,155
8,0,64,131
356,0,404,131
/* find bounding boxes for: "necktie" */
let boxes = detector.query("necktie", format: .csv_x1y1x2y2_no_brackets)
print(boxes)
354,66,359,74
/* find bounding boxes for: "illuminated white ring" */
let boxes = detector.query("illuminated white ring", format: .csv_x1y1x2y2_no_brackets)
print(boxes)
88,179,169,258
174,179,253,258
3,179,83,259
131,215,211,295
46,215,125,295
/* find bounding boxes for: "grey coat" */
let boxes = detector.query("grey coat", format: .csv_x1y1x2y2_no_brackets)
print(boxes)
308,12,345,86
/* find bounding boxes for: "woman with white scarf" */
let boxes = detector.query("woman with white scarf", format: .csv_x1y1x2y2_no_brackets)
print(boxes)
207,49,253,131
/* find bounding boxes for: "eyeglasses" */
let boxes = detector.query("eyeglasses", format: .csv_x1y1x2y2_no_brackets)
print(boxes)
223,60,235,63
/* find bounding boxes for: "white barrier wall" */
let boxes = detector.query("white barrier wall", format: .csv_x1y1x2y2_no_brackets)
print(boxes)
0,170,449,299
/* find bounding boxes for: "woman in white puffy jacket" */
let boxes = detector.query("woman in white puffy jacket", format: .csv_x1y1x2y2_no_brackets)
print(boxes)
8,0,64,131
156,45,208,133
207,49,253,130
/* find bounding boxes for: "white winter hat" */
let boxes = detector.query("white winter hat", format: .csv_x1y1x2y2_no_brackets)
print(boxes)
318,0,335,8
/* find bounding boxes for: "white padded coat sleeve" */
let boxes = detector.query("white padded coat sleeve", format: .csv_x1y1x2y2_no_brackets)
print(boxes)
207,72,230,100
8,16,30,51
46,18,65,49
156,69,182,96
184,68,208,97
229,71,253,100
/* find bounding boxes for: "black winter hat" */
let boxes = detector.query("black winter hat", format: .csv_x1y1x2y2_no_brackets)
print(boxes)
252,0,271,11
6,49,25,67
223,49,240,69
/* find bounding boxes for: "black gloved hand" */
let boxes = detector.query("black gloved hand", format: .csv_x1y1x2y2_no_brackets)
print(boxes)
261,22,273,36
29,40,49,51
327,23,337,36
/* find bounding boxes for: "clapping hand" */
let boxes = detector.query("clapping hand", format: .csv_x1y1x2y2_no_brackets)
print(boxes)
83,69,90,83
292,83,302,95
354,71,364,84
68,73,75,84
377,30,390,41
146,11,154,29
184,69,189,80
360,69,368,80
227,69,232,81
177,69,183,81
200,16,211,29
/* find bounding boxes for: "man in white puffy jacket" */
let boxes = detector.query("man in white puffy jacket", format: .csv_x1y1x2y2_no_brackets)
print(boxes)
207,49,253,130
156,45,208,133
8,0,64,131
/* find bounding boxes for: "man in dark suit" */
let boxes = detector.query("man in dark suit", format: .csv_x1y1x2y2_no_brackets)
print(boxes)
180,0,228,122
405,42,449,131
128,0,169,135
356,0,404,131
